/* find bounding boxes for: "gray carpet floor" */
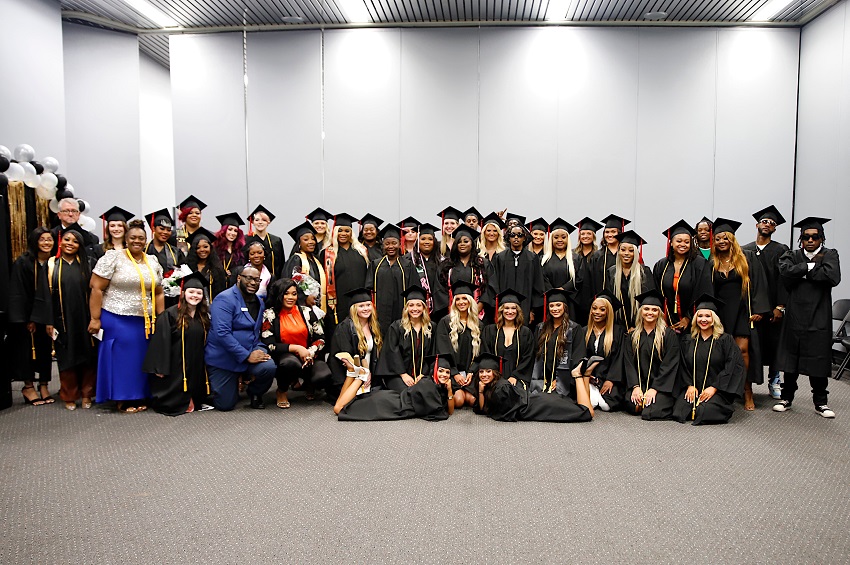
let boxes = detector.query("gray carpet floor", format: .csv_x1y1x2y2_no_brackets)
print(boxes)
2,377,849,565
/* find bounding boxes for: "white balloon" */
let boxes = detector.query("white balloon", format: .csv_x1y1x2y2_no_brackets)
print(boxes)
40,172,58,189
79,214,96,233
6,162,24,181
64,184,74,196
0,145,10,160
49,198,61,213
35,185,57,200
21,162,35,176
24,174,41,188
81,200,91,212
42,156,59,173
13,144,35,162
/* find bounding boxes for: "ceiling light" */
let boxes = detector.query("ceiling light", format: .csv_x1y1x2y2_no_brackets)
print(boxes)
749,0,796,21
282,16,304,23
644,11,668,21
122,0,179,28
337,0,372,23
545,0,571,21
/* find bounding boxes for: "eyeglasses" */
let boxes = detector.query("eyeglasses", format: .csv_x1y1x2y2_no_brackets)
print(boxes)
801,233,822,241
240,275,261,283
60,209,80,215
508,232,525,239
759,219,777,227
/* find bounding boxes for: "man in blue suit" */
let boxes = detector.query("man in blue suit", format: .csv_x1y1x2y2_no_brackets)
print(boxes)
206,265,276,410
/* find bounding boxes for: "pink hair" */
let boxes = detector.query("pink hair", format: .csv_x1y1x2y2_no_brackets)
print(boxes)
213,225,245,265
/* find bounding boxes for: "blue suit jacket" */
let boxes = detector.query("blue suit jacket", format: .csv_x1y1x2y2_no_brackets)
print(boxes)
205,285,265,372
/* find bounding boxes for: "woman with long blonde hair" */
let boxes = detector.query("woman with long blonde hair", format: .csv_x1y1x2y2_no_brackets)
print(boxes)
542,219,585,321
377,286,434,392
329,288,383,406
605,230,656,331
528,218,550,257
706,218,771,411
481,290,535,387
572,291,627,412
672,294,745,425
623,289,680,420
319,213,370,339
434,282,483,408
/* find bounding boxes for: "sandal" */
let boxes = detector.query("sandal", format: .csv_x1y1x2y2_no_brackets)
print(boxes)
22,386,46,406
117,403,144,413
81,398,92,409
65,402,77,411
276,391,290,409
39,385,55,404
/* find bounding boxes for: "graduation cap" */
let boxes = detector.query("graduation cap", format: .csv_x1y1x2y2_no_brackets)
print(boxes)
418,222,440,237
616,230,646,247
181,271,208,291
438,206,463,225
601,214,630,231
451,224,479,243
663,219,695,240
397,216,420,233
481,212,506,230
692,292,724,314
712,218,741,236
216,212,245,228
550,218,576,234
101,206,134,224
505,212,526,226
178,194,207,211
379,224,401,241
288,221,317,243
332,212,359,229
463,207,483,224
594,289,623,312
450,281,476,300
249,204,276,223
401,285,428,303
793,216,830,231
344,287,373,304
636,288,664,308
145,208,173,229
544,287,573,305
528,217,549,233
424,353,454,383
359,213,383,228
186,226,216,246
752,205,786,226
576,217,603,233
306,207,332,223
475,352,504,372
495,289,526,321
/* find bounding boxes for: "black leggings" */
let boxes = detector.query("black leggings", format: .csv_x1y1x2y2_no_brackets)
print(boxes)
274,353,331,392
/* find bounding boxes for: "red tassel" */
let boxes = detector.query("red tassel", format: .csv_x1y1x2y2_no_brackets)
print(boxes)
248,218,254,237
544,294,548,322
494,296,499,323
448,286,453,307
639,243,644,265
55,229,62,258
499,357,503,373
179,279,184,309
433,354,439,383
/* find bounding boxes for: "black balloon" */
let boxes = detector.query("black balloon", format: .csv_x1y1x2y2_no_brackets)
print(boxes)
0,156,8,173
56,175,67,189
31,161,44,175
77,198,86,212
56,189,72,200
0,172,7,189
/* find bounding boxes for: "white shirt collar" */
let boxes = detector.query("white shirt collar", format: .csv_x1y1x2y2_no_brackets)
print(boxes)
804,245,823,259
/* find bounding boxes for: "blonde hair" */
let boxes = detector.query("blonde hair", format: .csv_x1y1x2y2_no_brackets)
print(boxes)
401,299,432,339
313,220,333,250
690,309,725,340
448,295,480,358
585,297,615,356
574,230,598,255
541,229,576,287
496,302,525,329
348,303,383,356
527,229,550,255
631,305,668,354
613,243,644,327
330,225,369,262
478,221,506,257
711,232,750,297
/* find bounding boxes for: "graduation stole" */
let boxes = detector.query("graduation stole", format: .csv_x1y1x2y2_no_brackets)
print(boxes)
541,333,557,393
126,249,158,339
263,234,276,275
298,252,327,312
323,245,338,317
691,337,715,420
659,258,688,319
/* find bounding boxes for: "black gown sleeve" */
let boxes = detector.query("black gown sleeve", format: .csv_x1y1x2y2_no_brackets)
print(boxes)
514,326,535,383
375,321,408,376
653,328,681,393
713,333,746,397
434,317,459,376
142,308,176,375
744,249,772,315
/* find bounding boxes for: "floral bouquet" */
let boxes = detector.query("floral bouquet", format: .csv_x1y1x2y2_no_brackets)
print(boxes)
162,264,194,297
291,272,326,320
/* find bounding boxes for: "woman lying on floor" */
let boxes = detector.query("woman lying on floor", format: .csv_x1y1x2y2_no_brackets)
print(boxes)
474,353,593,422
334,353,454,421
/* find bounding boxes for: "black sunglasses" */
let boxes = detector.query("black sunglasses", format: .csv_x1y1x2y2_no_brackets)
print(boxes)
801,233,822,241
508,232,525,238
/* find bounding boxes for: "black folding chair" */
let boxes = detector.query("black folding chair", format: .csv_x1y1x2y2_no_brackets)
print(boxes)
832,299,850,379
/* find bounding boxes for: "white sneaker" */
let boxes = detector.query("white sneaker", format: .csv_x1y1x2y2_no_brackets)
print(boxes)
772,400,792,412
815,405,835,418
769,382,782,400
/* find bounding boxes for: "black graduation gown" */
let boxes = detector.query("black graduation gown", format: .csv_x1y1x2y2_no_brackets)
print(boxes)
673,333,745,425
589,246,618,296
742,240,790,367
623,327,680,420
328,317,381,391
573,250,595,325
246,233,286,278
51,224,97,256
571,324,627,411
434,315,483,396
491,248,545,317
49,258,97,372
364,242,383,263
142,306,208,416
145,241,186,276
337,377,449,421
365,255,417,337
478,379,592,422
376,320,433,383
320,245,369,324
87,243,108,269
196,263,227,302
410,252,448,317
703,250,770,384
531,320,581,396
652,255,708,327
283,252,323,283
440,257,489,306
7,254,53,381
542,252,586,320
479,324,535,385
604,264,656,330
777,247,841,379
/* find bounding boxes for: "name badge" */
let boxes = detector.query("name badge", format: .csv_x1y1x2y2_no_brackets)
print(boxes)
241,307,249,312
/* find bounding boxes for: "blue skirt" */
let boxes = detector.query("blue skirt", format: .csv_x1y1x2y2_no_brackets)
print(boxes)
96,310,151,402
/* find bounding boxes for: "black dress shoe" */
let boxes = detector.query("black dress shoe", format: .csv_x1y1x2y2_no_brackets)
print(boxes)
249,395,266,409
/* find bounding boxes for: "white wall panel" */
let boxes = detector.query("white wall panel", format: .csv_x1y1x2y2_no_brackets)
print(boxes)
246,30,323,233
323,29,401,220
139,53,176,217
64,23,141,221
399,28,480,221
170,33,246,221
0,0,66,172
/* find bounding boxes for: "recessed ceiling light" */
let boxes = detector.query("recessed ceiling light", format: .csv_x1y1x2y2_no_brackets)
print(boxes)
122,0,179,28
545,0,572,21
282,16,304,23
337,0,372,23
644,11,668,21
749,0,796,21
